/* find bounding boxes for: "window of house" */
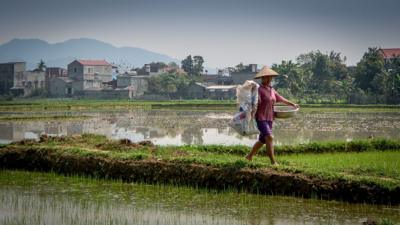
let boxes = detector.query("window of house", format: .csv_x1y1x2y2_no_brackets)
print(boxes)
66,87,72,95
74,68,77,73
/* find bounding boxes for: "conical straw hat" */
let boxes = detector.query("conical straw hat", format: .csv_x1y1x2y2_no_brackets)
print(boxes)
254,66,279,79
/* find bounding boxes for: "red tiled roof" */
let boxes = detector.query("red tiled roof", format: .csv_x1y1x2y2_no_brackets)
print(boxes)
380,48,400,59
76,60,111,66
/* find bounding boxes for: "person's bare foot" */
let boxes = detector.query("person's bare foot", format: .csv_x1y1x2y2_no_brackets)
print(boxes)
271,162,279,166
245,154,252,161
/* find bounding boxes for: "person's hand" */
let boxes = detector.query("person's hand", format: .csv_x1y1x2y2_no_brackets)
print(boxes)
292,103,300,109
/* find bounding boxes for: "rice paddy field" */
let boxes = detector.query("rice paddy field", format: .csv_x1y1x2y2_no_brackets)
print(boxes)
0,99,399,224
0,169,399,225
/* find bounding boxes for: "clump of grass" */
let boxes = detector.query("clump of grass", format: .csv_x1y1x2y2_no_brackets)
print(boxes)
380,218,396,225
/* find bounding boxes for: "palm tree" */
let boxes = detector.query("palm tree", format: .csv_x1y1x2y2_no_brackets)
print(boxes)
37,59,46,72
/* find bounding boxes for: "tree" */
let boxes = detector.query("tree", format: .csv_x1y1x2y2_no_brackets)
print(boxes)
147,73,190,98
36,59,46,72
329,51,348,80
296,50,348,100
234,62,246,72
384,56,400,103
272,60,297,89
168,62,179,68
193,55,204,75
354,47,385,92
181,55,194,76
272,60,309,99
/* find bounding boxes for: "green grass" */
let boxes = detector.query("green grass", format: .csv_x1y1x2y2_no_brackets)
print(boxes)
277,151,399,184
2,134,400,189
160,138,400,156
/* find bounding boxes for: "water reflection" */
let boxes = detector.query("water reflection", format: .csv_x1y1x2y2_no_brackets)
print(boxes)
0,109,399,146
1,170,399,225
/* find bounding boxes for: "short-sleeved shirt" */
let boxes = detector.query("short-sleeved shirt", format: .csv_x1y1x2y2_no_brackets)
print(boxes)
255,85,287,121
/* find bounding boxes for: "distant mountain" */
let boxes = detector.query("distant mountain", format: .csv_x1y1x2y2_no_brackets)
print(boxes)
0,38,178,70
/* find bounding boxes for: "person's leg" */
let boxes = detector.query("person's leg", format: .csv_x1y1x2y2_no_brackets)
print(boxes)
246,141,264,161
265,135,277,165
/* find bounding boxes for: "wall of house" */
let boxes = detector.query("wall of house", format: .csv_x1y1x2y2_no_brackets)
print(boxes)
0,64,15,95
116,76,148,97
130,77,148,97
206,88,236,100
67,61,84,80
231,72,257,85
49,78,72,97
0,62,26,95
117,76,131,88
83,79,102,90
22,71,46,96
45,67,67,92
82,65,112,83
71,80,83,92
186,84,206,99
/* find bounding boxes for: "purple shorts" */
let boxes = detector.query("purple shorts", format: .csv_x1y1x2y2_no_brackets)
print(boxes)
256,120,273,144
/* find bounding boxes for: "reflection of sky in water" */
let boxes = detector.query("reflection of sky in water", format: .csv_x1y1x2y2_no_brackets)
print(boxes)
0,109,399,146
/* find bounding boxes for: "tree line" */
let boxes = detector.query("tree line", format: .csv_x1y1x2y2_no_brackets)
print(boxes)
272,47,400,104
147,48,400,104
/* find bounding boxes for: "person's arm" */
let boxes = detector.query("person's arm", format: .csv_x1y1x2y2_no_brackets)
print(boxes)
274,90,299,109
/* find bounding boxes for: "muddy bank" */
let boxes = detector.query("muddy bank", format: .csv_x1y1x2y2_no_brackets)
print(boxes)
0,146,398,205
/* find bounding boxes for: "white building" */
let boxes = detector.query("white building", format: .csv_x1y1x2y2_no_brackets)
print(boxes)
67,59,112,91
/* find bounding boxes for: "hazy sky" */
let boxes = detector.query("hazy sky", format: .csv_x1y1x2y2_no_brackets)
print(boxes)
1,0,399,68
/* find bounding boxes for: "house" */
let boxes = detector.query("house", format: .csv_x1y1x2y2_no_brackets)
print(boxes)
117,71,137,88
379,48,400,63
134,63,173,76
116,72,149,97
0,61,47,96
201,64,258,86
49,77,74,97
230,64,258,85
67,59,112,92
200,74,218,85
186,82,207,99
18,70,46,96
10,68,45,97
0,62,25,95
45,67,67,93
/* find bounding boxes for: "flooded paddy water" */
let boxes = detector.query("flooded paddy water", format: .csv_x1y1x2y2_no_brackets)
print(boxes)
1,108,399,224
0,108,399,146
0,170,399,225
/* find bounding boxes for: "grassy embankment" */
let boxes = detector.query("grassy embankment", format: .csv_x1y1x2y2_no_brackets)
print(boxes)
1,98,399,112
0,115,91,121
1,134,399,204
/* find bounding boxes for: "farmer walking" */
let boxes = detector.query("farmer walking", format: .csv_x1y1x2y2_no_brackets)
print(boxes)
245,66,299,165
